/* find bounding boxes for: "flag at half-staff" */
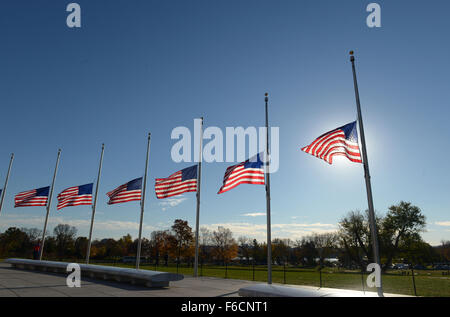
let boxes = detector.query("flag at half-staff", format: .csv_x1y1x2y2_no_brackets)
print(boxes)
154,119,203,276
57,183,93,210
136,133,151,269
15,186,50,207
155,165,198,199
301,121,362,164
107,178,142,204
86,143,105,264
217,153,265,194
348,50,383,296
38,148,62,260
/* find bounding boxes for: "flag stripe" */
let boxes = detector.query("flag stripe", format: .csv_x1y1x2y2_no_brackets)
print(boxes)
15,187,49,207
57,195,92,209
155,180,197,191
156,186,197,199
219,171,265,191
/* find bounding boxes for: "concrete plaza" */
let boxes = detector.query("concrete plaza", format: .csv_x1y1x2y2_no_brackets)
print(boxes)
0,262,257,297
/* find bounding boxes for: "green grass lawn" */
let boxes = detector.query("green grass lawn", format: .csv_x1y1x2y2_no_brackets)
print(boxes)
93,262,450,297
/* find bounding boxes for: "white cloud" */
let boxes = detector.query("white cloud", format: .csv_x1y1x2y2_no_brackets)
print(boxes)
158,196,188,211
3,213,448,245
435,221,450,227
241,212,266,217
291,216,308,220
202,222,337,242
0,214,160,238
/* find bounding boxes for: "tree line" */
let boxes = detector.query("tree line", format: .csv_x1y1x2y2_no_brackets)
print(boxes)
1,201,449,269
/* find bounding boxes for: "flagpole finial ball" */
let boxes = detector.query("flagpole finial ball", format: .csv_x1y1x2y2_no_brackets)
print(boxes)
349,50,354,55
265,93,268,97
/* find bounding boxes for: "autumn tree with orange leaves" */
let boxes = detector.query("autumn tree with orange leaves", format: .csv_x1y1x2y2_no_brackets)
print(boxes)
211,226,238,265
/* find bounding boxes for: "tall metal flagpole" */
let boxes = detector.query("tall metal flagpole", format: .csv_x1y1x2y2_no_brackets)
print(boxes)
86,144,105,264
349,51,383,297
136,133,151,270
39,149,61,261
265,93,272,284
0,153,14,216
194,117,204,277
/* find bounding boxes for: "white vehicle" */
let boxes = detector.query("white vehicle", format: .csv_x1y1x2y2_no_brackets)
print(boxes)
393,263,410,270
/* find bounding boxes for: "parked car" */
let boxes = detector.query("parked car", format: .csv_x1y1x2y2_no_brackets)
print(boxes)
433,264,450,270
413,265,427,270
393,263,410,270
122,256,148,264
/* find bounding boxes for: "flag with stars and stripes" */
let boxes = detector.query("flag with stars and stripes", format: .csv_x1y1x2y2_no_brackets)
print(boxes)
301,121,362,164
57,183,93,210
218,154,265,194
155,165,197,199
15,187,50,207
107,178,142,205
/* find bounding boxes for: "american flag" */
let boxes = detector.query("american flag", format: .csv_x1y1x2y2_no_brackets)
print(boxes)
301,121,362,164
107,178,142,205
15,186,50,207
217,154,265,194
57,183,93,210
155,165,197,199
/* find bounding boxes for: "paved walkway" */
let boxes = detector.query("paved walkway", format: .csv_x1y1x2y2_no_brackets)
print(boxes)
0,263,408,297
0,263,256,297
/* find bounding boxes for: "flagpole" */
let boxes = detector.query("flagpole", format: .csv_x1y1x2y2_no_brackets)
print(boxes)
349,51,383,297
39,149,61,261
194,117,204,277
265,93,272,284
86,144,105,264
136,133,151,270
0,153,14,216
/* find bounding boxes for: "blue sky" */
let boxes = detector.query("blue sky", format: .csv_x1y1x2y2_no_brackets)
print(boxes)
0,0,449,245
